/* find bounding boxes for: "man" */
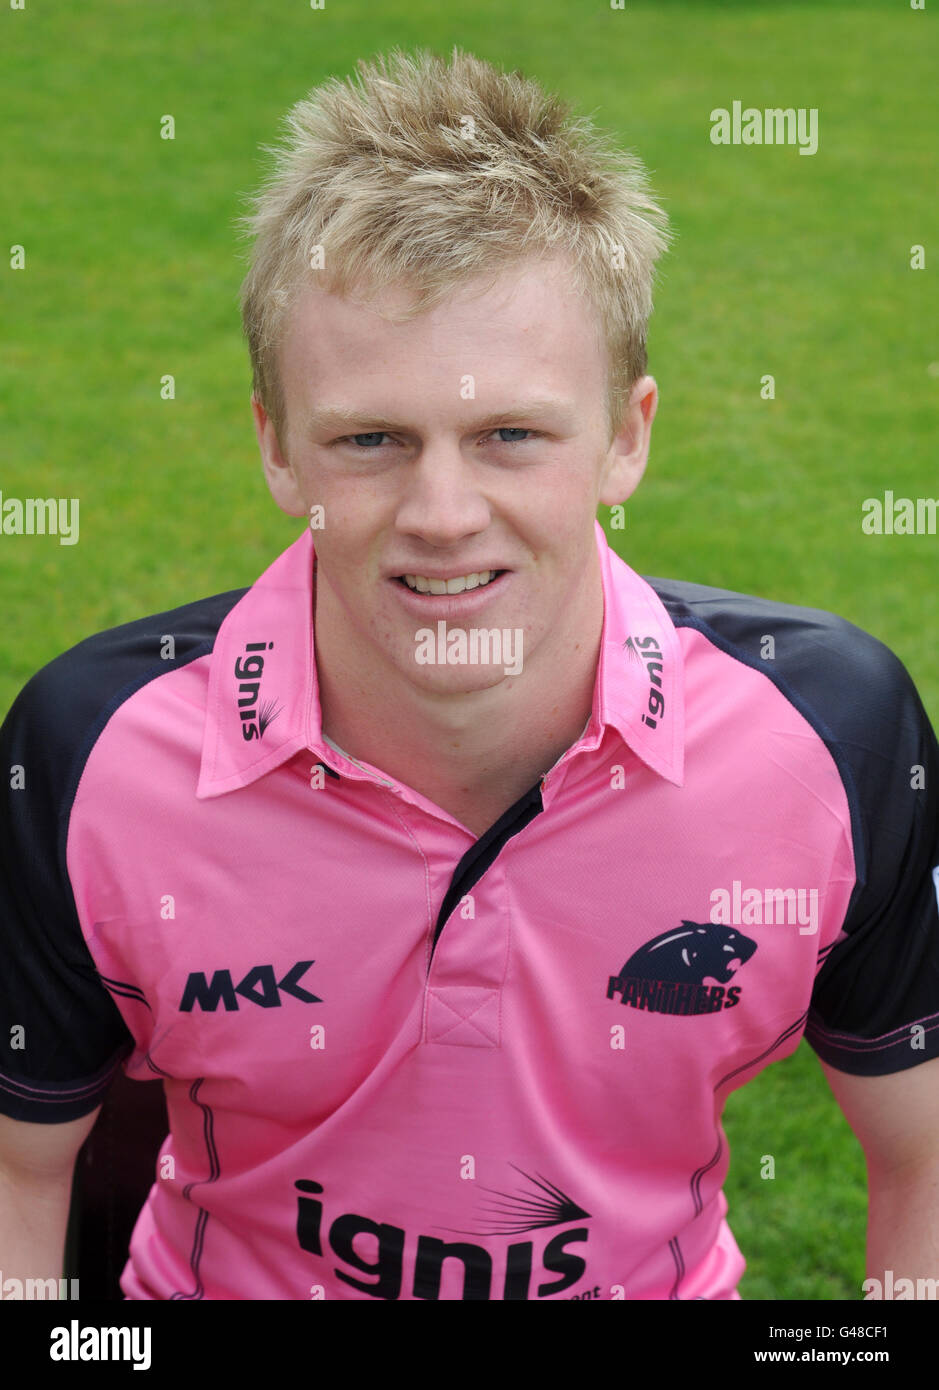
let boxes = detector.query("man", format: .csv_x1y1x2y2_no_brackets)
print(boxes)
1,48,937,1302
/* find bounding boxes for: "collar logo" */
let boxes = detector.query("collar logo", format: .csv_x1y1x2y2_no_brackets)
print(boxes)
607,921,757,1015
623,635,665,728
234,640,283,742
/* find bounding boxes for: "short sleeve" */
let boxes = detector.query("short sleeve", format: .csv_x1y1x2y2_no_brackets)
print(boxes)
0,656,134,1123
804,640,939,1075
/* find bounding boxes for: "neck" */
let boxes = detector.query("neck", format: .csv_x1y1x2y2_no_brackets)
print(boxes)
313,560,605,826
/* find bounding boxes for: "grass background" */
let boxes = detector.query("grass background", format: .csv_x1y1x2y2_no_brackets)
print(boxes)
1,0,936,1300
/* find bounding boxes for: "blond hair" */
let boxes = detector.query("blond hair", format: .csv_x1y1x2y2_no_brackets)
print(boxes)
236,47,672,445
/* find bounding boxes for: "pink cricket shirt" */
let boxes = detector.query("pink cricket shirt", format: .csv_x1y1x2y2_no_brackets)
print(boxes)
2,521,938,1299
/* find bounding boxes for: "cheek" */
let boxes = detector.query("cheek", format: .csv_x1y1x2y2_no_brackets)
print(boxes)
316,475,394,540
313,525,386,599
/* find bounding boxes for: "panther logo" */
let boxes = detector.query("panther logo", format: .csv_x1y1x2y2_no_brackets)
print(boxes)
607,921,757,1016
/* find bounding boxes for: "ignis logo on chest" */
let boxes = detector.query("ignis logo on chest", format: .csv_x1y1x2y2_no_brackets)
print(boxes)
294,1170,592,1300
234,641,283,741
623,635,665,728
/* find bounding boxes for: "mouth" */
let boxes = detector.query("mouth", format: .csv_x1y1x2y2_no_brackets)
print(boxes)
393,569,508,596
388,567,512,615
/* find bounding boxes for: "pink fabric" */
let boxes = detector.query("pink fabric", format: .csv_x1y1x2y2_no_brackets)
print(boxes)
64,521,855,1299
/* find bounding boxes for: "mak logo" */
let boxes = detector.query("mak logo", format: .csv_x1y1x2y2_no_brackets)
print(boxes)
623,634,665,728
235,641,283,742
607,921,757,1015
180,960,321,1012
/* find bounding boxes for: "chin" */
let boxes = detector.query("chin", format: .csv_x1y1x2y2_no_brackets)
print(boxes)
402,663,520,696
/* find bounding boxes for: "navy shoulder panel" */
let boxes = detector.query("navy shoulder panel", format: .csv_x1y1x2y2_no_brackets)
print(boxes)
0,587,248,1122
644,575,939,1075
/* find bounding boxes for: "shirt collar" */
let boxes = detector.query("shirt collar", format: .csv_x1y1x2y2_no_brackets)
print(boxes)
196,528,319,799
197,519,684,799
588,518,685,787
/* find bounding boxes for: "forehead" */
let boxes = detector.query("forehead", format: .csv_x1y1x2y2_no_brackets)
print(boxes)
277,254,609,415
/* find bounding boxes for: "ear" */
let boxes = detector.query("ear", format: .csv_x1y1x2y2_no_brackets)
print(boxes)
598,375,658,507
251,394,308,518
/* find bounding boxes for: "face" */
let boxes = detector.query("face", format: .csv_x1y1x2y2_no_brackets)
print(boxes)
252,254,657,698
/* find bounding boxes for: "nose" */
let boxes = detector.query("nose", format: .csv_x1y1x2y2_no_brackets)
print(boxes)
393,439,492,549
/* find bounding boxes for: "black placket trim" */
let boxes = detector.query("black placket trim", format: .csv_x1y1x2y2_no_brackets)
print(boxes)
430,779,545,961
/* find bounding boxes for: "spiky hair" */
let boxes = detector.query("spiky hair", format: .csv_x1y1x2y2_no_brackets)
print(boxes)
236,47,672,445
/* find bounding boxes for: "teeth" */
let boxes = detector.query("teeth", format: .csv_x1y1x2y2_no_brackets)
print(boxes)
402,570,496,594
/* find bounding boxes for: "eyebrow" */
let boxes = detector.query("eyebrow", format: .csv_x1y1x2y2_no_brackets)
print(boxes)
303,398,577,436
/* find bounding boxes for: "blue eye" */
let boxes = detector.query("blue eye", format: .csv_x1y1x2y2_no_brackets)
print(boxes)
340,427,535,449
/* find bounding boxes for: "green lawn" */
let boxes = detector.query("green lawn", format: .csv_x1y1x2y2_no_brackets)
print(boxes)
1,0,935,1300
